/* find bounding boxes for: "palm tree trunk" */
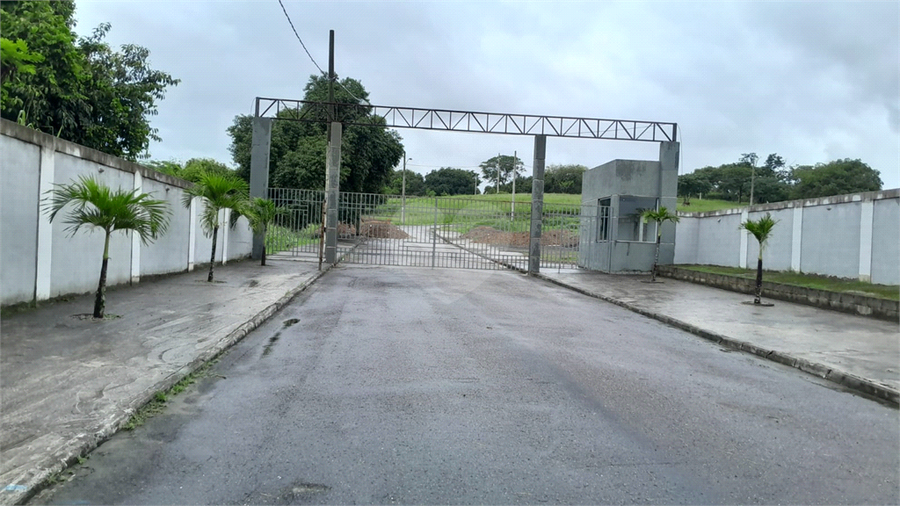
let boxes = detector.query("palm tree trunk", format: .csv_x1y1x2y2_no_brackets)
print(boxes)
261,226,267,267
754,255,763,304
93,232,111,318
651,232,661,282
208,225,218,282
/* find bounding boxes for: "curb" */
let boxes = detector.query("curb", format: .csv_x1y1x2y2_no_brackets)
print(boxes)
4,265,333,506
533,273,900,408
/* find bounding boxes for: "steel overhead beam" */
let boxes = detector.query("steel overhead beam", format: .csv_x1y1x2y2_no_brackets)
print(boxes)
254,97,677,143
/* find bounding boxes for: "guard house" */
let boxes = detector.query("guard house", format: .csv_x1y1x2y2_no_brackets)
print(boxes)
578,142,679,273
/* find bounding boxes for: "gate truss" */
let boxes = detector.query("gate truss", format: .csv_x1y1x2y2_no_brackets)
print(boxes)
255,98,677,142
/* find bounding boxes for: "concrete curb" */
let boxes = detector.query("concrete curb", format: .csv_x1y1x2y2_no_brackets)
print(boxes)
4,266,333,506
533,273,900,408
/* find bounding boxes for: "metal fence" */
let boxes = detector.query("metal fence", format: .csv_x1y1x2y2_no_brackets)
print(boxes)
266,188,594,271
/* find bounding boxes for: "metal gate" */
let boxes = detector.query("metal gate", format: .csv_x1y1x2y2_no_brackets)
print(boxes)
266,188,594,271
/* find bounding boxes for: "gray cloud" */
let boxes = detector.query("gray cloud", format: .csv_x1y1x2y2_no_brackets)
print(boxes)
72,1,899,188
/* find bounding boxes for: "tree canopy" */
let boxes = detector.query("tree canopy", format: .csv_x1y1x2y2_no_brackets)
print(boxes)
480,154,524,193
0,1,179,160
680,153,882,203
544,164,587,194
424,168,480,196
228,74,404,193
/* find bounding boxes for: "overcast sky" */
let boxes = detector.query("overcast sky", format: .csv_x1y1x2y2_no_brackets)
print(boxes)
72,1,899,190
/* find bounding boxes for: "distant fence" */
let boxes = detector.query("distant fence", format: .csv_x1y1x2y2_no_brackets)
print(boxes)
674,190,900,286
0,119,253,306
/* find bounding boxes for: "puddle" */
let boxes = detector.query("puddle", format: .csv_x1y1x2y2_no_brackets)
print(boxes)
262,332,281,356
283,318,300,328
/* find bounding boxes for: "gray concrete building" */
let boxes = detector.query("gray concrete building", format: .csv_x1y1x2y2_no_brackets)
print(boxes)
578,142,679,273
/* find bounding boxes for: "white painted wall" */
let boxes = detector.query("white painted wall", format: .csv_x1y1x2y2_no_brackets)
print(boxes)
0,119,253,306
674,190,900,285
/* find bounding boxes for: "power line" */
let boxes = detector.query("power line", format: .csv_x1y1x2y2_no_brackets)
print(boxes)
276,0,369,106
276,0,326,77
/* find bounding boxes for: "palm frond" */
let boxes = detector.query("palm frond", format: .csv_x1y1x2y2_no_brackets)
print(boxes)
641,206,680,224
740,213,778,250
182,171,249,234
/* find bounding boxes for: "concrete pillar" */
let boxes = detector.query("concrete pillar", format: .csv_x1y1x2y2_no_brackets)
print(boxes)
35,143,56,300
528,135,546,274
658,142,679,256
739,208,749,269
249,117,273,260
324,122,342,265
790,206,802,272
188,197,197,271
130,170,143,283
222,208,230,265
858,200,874,282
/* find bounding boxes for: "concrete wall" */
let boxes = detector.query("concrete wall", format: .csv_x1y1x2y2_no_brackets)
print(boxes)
674,189,900,285
0,119,253,306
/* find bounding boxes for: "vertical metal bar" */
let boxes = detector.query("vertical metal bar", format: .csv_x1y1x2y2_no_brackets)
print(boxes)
432,196,438,268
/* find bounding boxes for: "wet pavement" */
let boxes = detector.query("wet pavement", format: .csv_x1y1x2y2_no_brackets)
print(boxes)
1,254,897,505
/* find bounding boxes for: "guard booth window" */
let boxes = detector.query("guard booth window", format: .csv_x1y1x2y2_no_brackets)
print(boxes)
597,198,611,241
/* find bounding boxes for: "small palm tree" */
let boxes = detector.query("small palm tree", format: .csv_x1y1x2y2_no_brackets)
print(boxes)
741,213,778,304
641,206,681,282
182,172,249,282
43,175,171,318
242,197,285,266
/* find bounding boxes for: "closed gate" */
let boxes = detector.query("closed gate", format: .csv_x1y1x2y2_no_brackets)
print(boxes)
266,188,593,271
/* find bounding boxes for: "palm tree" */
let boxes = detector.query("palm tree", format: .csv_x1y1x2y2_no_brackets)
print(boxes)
641,206,680,282
741,213,778,304
182,172,249,282
43,175,170,318
241,197,284,266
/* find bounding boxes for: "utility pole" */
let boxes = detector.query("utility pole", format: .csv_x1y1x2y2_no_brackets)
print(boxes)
401,153,410,225
511,150,516,220
496,152,501,194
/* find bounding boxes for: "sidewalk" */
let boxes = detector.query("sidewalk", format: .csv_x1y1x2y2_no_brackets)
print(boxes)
538,269,899,404
0,258,325,506
1,260,897,505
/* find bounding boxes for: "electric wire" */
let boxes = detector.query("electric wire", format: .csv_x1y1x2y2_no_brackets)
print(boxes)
276,0,370,106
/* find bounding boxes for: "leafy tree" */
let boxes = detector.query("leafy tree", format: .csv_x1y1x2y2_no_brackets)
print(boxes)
0,1,178,160
677,173,712,205
241,197,284,266
43,175,170,318
227,75,403,193
790,159,882,199
182,172,249,282
544,164,587,194
384,169,425,196
479,154,523,193
641,207,680,282
0,37,44,81
179,158,234,183
146,159,183,178
424,168,480,196
740,213,778,304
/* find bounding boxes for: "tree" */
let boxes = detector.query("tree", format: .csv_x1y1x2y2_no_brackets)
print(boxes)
740,213,778,305
677,173,712,205
479,154,523,193
241,197,284,266
790,159,882,199
0,37,43,82
43,175,170,318
227,75,403,193
544,164,587,194
641,207,680,282
424,168,480,196
182,172,249,282
146,159,183,178
1,2,179,160
384,169,425,196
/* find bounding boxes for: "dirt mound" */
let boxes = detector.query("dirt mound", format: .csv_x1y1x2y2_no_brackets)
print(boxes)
461,226,578,247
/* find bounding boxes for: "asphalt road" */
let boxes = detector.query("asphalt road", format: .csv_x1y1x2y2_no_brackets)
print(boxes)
34,266,899,505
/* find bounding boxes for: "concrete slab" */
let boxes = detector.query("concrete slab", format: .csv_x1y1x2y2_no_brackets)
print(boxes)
0,259,324,505
540,270,900,403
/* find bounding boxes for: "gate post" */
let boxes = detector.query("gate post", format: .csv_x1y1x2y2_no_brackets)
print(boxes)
324,122,342,265
528,134,547,274
250,117,273,260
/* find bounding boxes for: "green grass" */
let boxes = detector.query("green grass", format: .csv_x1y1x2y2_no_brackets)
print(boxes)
122,358,220,431
677,265,899,301
265,224,319,253
677,198,747,213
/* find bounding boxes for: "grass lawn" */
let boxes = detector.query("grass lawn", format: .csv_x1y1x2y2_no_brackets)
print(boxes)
676,199,746,213
403,193,744,214
676,264,899,301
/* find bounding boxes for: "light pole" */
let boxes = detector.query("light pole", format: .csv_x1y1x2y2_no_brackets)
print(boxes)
401,155,411,225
